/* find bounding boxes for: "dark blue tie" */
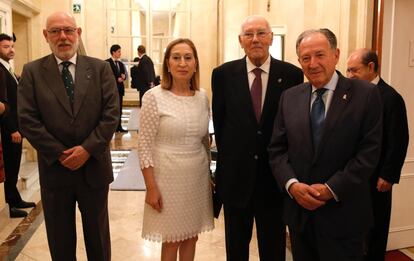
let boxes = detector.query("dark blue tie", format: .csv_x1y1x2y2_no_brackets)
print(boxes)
310,88,327,148
61,61,74,104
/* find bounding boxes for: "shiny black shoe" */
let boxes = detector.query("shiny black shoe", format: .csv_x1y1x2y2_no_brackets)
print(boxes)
14,200,36,209
9,207,28,218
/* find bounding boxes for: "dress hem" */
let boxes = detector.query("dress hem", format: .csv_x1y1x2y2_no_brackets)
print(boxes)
141,225,214,243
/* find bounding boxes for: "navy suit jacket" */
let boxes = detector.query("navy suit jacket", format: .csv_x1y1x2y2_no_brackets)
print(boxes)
106,58,125,96
212,56,303,208
268,72,383,237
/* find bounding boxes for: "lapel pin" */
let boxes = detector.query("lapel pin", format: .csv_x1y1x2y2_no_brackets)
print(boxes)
342,94,347,100
86,74,91,79
277,78,282,83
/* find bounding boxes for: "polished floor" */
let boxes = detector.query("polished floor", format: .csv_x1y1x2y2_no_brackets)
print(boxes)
0,108,413,260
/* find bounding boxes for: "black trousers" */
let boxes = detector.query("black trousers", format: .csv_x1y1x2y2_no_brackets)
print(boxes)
139,87,150,107
1,130,23,206
289,217,365,261
41,175,111,261
223,184,285,261
365,189,392,261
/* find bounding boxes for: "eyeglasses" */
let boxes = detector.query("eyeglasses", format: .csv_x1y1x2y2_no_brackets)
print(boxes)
241,31,271,39
47,27,77,36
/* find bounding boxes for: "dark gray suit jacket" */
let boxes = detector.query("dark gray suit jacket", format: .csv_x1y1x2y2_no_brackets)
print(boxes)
18,54,119,189
268,72,383,237
212,56,303,208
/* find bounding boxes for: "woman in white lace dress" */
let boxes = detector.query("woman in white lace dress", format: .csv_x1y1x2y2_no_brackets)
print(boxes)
137,38,214,261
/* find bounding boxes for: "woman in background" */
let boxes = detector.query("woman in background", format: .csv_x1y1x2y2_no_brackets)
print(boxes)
137,38,214,261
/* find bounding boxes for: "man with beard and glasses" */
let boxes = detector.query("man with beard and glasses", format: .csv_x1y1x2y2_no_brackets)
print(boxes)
18,11,119,260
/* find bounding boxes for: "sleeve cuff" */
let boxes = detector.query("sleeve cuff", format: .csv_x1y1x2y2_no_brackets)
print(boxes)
285,178,299,198
325,183,339,201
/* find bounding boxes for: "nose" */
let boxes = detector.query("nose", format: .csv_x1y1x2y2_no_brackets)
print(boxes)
178,57,186,66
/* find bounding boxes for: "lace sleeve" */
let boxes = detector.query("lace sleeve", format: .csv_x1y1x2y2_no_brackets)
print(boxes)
137,91,159,169
201,91,211,163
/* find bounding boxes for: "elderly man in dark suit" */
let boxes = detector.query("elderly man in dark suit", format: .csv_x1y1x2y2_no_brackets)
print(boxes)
268,29,383,261
130,45,155,106
347,48,409,261
18,11,119,260
0,33,36,218
212,15,303,260
106,44,127,132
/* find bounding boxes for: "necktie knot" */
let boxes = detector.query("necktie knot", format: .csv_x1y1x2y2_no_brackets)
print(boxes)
61,61,72,69
314,88,327,98
252,67,262,77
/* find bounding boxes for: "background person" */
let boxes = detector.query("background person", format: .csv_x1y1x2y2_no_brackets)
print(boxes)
0,33,35,218
137,38,214,261
131,45,156,106
346,48,409,261
106,44,127,132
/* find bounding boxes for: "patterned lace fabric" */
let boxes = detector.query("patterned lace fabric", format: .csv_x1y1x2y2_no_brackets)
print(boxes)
137,86,214,242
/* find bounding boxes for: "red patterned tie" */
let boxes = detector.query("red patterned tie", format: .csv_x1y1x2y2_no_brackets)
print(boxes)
251,68,263,122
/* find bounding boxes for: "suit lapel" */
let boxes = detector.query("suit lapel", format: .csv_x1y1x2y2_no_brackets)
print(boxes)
42,55,73,116
232,58,258,126
298,83,314,156
315,74,351,159
73,55,91,117
261,59,284,125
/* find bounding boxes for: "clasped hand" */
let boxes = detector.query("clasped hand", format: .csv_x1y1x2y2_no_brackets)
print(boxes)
59,145,90,171
289,182,334,211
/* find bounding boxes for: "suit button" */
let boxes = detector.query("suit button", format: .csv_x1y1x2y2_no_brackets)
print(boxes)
254,155,258,160
257,131,262,135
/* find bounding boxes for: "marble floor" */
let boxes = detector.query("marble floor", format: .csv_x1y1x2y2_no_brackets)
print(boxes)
0,107,413,260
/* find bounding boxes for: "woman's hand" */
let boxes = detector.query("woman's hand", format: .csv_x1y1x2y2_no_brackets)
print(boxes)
145,186,163,212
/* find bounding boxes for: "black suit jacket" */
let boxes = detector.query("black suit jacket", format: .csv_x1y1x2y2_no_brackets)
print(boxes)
268,72,383,237
106,58,125,96
131,54,155,91
373,78,409,185
211,57,303,208
0,63,18,134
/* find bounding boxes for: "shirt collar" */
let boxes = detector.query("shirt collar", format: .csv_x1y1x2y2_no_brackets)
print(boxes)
55,53,77,66
0,58,11,70
371,75,380,85
312,71,338,93
246,55,271,74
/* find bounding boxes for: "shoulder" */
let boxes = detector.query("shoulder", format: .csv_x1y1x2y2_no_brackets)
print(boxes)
22,55,51,71
213,58,245,73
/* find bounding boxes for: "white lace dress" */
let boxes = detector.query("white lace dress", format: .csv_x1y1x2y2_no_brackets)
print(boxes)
137,86,214,243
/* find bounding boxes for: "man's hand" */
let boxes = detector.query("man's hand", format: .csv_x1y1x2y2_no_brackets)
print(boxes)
11,131,22,143
59,145,90,171
0,102,5,115
310,183,334,201
377,177,393,192
289,182,325,211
